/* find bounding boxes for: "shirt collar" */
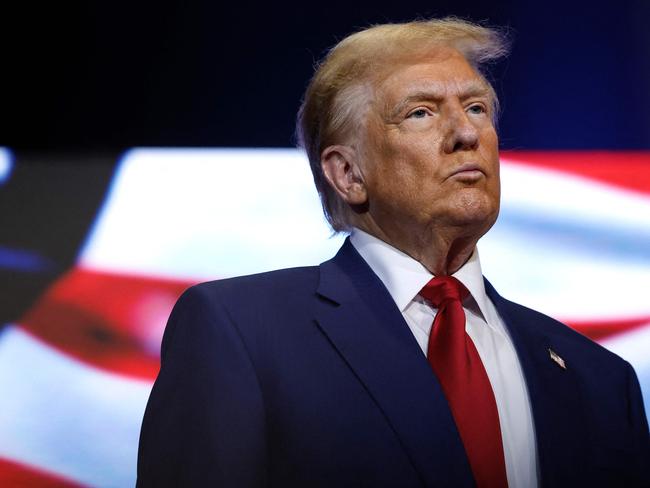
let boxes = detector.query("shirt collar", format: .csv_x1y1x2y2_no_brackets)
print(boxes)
349,227,494,322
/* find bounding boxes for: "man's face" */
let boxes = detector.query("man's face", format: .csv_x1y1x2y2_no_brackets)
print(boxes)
358,47,500,243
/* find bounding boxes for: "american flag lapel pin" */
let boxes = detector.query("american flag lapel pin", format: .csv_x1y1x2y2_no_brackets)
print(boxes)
548,348,566,370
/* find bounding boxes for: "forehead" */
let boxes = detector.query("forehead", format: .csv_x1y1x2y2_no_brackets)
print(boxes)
373,48,490,107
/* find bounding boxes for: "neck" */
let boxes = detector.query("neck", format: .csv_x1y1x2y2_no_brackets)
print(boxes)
355,220,480,276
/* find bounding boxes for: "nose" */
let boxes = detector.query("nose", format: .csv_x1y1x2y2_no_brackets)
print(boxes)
442,106,479,154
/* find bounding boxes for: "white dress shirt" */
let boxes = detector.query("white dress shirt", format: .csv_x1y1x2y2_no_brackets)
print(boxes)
350,228,538,488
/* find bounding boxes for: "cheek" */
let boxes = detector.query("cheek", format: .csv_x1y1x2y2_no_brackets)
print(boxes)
478,131,500,176
493,164,501,195
479,127,499,156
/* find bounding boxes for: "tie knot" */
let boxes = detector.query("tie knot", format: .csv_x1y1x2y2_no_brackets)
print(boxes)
419,275,468,307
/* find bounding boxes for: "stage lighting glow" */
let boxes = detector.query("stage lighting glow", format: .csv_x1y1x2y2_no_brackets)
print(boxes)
0,148,13,184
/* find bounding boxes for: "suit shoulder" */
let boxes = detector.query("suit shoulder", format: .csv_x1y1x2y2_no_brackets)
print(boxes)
162,266,319,348
181,265,320,305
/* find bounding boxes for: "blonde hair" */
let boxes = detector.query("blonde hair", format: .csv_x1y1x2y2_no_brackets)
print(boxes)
296,17,510,232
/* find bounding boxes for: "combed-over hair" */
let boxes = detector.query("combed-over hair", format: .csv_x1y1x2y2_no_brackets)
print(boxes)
296,17,510,232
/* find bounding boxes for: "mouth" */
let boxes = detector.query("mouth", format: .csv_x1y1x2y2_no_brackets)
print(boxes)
448,163,485,182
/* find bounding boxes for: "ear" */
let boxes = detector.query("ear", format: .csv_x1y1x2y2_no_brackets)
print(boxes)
321,145,368,206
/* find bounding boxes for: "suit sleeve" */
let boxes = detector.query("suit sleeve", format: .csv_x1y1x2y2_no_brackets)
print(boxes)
136,285,268,487
624,362,650,485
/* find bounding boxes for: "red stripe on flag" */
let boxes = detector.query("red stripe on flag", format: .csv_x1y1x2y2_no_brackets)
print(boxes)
18,265,648,378
19,267,196,379
0,458,85,488
502,151,650,195
565,316,650,342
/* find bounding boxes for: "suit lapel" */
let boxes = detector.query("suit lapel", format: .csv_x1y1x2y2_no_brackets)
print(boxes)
485,280,590,487
315,240,474,488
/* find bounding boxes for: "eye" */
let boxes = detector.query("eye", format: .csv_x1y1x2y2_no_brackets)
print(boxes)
467,104,487,115
407,108,430,119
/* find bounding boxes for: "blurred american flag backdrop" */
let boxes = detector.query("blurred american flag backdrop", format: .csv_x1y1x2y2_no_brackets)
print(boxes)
0,148,648,486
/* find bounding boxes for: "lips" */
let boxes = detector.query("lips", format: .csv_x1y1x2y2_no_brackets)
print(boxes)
448,162,485,180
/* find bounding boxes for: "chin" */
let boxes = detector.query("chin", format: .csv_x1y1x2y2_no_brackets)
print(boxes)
449,194,499,231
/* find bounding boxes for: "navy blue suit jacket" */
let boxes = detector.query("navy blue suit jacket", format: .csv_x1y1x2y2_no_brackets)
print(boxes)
137,239,650,487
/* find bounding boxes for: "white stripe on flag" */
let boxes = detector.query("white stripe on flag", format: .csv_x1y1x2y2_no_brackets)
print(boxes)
79,148,345,280
0,325,152,487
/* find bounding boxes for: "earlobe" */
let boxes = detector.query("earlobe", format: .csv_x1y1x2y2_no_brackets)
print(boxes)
321,145,367,206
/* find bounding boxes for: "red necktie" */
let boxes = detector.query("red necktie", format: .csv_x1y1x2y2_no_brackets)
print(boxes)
420,276,508,488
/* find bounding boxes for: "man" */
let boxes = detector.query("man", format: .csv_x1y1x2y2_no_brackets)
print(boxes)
137,18,650,487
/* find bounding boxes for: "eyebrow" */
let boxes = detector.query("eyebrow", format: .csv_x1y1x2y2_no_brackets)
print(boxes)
387,81,492,119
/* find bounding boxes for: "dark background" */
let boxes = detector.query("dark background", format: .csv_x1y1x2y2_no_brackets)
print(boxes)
2,0,649,151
